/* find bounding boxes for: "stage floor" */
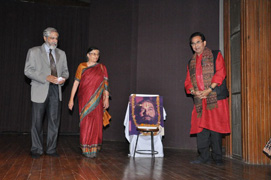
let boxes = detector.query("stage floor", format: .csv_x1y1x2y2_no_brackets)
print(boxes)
0,134,270,180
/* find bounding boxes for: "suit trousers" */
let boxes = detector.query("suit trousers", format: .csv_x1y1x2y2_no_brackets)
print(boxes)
31,84,61,154
197,128,222,162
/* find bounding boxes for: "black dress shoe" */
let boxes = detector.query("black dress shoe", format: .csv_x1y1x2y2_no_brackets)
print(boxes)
190,159,206,164
46,152,60,157
215,160,224,166
30,152,41,159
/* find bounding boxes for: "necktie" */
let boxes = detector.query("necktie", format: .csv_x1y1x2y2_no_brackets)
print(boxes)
49,49,57,77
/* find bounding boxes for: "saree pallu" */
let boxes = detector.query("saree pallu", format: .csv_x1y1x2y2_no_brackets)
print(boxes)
77,63,108,157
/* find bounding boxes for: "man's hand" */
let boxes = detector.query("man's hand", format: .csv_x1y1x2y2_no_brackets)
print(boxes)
58,78,66,85
193,90,201,98
46,75,58,84
197,89,212,99
46,76,66,84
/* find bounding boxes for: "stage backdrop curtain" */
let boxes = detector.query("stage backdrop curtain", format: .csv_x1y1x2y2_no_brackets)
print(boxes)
0,1,89,133
0,0,220,150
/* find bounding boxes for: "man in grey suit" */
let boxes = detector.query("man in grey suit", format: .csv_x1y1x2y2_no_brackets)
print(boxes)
24,27,69,158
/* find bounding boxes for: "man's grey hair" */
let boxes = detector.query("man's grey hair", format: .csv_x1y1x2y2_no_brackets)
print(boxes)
43,27,58,37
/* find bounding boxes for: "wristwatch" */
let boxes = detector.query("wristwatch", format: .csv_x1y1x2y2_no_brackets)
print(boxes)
209,85,215,91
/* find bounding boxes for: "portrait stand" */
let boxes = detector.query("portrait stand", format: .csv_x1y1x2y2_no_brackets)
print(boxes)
124,94,166,157
133,126,159,158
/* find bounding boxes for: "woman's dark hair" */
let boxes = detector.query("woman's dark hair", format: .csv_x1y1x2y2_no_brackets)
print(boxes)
86,47,99,54
189,32,206,44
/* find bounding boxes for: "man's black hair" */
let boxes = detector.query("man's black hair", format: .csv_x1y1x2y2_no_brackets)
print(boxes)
189,32,206,44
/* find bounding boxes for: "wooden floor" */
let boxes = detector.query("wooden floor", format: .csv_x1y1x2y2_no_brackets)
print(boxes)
0,134,270,180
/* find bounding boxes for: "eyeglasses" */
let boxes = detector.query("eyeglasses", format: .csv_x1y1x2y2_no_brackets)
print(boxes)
89,53,100,56
48,36,58,40
191,40,202,46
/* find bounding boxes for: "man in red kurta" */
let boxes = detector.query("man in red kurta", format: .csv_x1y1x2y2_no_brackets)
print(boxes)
185,32,230,165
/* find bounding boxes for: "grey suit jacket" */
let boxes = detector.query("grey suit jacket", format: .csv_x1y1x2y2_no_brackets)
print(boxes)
24,43,69,103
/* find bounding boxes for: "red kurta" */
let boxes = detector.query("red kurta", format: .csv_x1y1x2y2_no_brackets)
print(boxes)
185,52,231,134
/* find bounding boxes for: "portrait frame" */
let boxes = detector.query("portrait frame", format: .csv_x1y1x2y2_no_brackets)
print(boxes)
129,94,164,136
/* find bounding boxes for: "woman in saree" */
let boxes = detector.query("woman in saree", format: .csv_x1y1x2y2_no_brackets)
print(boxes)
68,47,109,158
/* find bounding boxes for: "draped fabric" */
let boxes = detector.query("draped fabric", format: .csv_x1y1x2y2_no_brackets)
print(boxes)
189,47,218,117
185,52,230,134
263,138,271,157
76,63,109,157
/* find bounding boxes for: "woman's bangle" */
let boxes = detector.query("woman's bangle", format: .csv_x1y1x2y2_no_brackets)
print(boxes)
190,89,195,95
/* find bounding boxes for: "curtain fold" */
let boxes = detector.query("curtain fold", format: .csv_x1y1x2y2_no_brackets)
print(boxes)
0,1,89,133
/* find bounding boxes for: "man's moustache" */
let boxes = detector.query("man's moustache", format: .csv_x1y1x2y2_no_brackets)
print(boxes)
142,115,152,120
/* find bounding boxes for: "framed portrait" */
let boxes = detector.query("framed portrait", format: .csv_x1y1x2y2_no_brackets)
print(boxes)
129,94,164,135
